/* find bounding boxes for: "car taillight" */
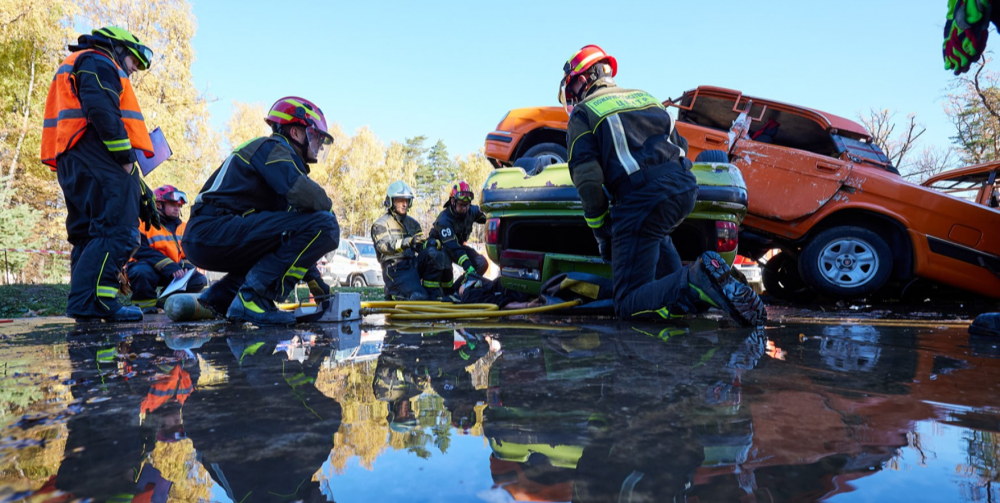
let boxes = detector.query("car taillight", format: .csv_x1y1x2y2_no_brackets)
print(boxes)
716,221,738,253
486,218,500,245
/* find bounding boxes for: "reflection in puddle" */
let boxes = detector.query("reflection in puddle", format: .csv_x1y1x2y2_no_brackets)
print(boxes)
0,320,998,501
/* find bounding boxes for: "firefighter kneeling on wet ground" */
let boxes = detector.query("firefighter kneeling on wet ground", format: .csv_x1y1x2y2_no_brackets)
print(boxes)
40,26,160,322
421,181,488,299
127,185,207,313
371,180,440,300
182,96,339,326
560,45,766,326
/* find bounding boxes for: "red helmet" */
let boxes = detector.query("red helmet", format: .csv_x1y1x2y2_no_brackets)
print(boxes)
559,45,617,113
153,185,187,205
449,180,475,204
265,96,334,164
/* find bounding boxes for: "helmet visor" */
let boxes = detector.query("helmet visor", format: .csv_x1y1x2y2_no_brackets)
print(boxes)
162,190,188,205
123,41,153,70
558,79,573,115
306,127,334,164
454,191,474,203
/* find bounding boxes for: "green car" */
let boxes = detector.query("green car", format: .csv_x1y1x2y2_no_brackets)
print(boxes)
480,153,749,294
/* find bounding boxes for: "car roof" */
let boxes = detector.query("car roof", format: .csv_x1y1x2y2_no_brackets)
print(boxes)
686,86,873,140
922,161,1000,186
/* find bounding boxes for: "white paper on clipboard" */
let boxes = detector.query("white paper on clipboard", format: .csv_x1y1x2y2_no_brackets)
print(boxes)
137,127,173,176
159,268,196,299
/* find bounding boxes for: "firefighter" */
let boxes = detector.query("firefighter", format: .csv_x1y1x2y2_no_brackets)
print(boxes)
127,185,207,313
183,97,339,326
371,180,437,300
422,181,488,298
40,26,161,322
560,45,765,326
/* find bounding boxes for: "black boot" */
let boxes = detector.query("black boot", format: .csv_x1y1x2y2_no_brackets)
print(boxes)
226,287,295,326
686,251,767,327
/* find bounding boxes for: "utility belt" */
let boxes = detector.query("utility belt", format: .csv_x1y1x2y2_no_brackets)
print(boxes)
608,162,679,204
192,204,240,218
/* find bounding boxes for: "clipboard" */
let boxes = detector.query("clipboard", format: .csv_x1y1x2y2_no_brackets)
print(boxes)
137,127,172,176
159,268,196,299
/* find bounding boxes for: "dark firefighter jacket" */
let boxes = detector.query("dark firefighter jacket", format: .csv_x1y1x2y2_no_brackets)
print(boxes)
132,215,189,274
566,85,692,226
40,46,154,169
429,205,486,268
371,210,423,264
191,134,332,217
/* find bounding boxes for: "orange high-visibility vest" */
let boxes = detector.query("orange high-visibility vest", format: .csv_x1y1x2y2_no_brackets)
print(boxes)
40,48,154,170
140,220,187,265
141,365,193,414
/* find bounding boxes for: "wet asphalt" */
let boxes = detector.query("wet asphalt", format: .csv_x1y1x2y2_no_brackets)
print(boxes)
0,302,998,502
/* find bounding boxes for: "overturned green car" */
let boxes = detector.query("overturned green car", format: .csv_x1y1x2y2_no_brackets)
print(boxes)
480,153,749,294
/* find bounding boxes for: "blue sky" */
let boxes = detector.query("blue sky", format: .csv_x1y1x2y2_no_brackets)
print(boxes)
191,0,960,157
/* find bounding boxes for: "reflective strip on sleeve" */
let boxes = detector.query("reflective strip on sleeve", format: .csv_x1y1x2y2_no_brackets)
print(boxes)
457,255,469,266
195,154,236,204
154,258,174,270
607,114,640,175
584,209,609,229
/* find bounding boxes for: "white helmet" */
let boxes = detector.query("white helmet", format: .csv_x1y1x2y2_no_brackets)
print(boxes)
384,180,415,210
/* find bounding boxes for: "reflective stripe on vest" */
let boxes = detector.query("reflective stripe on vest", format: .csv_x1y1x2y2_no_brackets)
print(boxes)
139,220,186,263
40,49,154,170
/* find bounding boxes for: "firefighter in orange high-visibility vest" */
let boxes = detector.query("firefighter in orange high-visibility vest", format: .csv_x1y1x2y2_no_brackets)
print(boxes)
128,185,208,313
40,26,161,322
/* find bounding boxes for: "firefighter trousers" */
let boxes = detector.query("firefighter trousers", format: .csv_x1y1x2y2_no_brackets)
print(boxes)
419,245,486,294
611,172,699,320
381,256,430,301
56,152,141,318
126,261,208,307
182,209,340,306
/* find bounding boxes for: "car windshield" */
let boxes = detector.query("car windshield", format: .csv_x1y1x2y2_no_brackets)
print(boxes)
357,243,376,257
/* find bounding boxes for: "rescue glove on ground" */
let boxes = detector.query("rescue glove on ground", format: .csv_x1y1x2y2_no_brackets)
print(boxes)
138,176,162,231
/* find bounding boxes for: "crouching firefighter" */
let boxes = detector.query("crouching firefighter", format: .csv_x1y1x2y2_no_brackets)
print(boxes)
183,96,339,326
422,181,488,298
128,185,208,313
40,26,160,322
370,181,435,300
560,45,766,326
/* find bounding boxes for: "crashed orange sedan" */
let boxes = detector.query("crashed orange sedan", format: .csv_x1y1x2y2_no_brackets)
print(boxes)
485,86,1000,300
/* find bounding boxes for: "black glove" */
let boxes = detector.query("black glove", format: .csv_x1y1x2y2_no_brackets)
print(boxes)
138,175,161,231
593,224,612,263
410,232,427,249
308,278,332,299
424,238,443,251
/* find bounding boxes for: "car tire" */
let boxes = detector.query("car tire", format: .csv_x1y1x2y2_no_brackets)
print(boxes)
762,252,817,302
694,149,729,163
351,275,367,287
799,226,893,300
522,143,568,166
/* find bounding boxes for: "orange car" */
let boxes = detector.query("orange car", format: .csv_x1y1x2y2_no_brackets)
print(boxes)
485,86,1000,300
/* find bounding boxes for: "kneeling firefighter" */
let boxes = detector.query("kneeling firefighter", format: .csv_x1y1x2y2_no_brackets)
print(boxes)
127,185,208,313
370,181,440,300
560,44,766,326
183,97,339,326
422,181,488,298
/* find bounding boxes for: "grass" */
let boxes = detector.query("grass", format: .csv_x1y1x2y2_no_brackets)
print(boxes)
0,283,385,319
0,284,70,319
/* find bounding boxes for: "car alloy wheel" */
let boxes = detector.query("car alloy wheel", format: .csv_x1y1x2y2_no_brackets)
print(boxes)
799,226,893,300
816,237,880,288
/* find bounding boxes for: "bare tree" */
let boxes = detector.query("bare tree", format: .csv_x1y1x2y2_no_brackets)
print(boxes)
901,146,958,182
945,56,1000,164
858,108,926,172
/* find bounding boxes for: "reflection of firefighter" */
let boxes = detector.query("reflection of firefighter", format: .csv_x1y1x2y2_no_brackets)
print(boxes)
559,44,765,326
41,27,158,322
181,330,340,502
371,180,432,301
127,185,207,313
422,181,488,298
56,331,187,502
183,97,338,326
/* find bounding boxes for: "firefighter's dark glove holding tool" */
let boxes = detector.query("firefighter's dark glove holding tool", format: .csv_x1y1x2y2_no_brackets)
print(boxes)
138,172,162,231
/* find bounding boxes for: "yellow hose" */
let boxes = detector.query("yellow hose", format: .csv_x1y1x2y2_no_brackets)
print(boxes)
386,299,582,321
